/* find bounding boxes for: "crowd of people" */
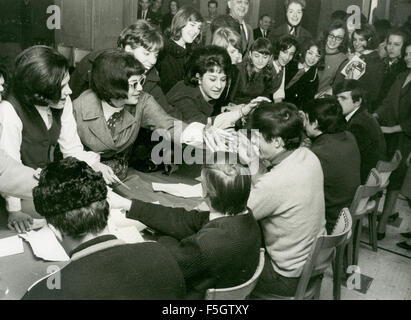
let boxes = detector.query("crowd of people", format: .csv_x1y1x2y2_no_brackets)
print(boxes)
0,0,411,300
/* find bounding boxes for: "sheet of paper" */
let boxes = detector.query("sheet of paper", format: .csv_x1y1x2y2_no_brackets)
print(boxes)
194,201,210,212
152,183,203,198
19,226,70,262
107,209,146,244
0,236,24,258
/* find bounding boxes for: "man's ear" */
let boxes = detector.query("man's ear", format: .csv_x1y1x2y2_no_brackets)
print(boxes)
273,137,284,148
48,223,63,242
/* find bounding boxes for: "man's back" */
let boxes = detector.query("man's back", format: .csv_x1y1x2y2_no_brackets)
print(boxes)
311,132,361,233
23,236,185,300
347,108,387,183
248,147,326,278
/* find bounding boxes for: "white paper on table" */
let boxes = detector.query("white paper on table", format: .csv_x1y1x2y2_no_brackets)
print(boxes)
107,209,146,244
0,236,24,258
19,226,70,262
152,182,203,198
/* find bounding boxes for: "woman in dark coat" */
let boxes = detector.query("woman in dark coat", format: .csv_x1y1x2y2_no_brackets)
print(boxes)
285,40,322,109
375,42,411,239
157,6,203,93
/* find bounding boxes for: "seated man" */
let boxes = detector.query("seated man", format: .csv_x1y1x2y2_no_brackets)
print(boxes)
23,157,185,300
245,102,326,297
113,152,262,299
335,80,387,183
302,97,361,233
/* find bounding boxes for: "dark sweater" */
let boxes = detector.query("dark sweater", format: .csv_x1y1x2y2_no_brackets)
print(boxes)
23,235,186,300
311,132,361,233
166,81,215,124
127,200,262,299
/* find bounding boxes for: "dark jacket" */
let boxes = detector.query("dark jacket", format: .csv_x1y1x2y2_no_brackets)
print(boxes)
68,49,169,110
376,72,411,189
335,51,384,111
231,60,273,104
161,12,174,32
127,200,262,299
157,39,190,94
375,58,407,111
166,81,215,124
347,107,387,183
285,63,319,109
269,24,312,47
311,132,361,233
23,235,186,300
253,28,270,40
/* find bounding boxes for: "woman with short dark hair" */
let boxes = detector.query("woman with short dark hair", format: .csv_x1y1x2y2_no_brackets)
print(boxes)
167,45,243,126
73,49,184,180
0,45,111,233
231,38,274,105
302,97,361,233
158,6,203,93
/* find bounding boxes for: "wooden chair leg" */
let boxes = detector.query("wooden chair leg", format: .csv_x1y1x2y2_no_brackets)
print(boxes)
333,246,344,300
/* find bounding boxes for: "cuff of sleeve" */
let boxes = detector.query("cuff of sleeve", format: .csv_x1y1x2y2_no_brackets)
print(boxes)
6,197,22,212
180,122,206,148
126,199,141,220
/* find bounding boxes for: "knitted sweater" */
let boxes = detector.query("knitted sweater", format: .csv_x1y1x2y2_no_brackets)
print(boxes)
127,200,262,299
248,147,326,277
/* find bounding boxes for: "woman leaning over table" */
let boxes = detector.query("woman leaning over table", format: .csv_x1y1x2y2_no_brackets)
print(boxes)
110,151,262,299
0,45,113,233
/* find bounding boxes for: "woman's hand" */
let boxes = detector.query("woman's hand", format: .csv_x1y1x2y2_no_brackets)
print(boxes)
8,211,33,233
213,111,241,129
91,162,118,185
245,96,271,113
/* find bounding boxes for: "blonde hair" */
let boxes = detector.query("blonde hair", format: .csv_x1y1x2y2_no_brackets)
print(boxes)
212,27,242,52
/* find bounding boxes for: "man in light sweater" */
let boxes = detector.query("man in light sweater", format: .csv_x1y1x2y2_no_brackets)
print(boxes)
246,102,326,297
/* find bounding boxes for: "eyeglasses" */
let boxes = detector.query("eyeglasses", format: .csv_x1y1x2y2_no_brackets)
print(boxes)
328,34,344,42
129,75,146,90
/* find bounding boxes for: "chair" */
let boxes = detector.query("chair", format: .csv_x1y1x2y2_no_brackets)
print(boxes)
204,248,265,300
252,209,352,300
348,169,382,266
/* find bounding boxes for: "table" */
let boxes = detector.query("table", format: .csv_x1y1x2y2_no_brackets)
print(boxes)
0,165,203,300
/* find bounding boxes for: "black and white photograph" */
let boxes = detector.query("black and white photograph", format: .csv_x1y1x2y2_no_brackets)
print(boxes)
0,0,410,304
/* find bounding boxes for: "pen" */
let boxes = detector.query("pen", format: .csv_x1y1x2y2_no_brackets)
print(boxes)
112,175,131,190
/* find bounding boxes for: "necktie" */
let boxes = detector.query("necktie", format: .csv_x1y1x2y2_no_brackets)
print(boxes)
240,24,247,41
290,27,296,36
107,111,123,137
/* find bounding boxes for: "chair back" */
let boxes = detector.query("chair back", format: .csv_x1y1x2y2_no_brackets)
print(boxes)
205,248,265,300
350,169,382,219
375,150,402,187
293,208,353,300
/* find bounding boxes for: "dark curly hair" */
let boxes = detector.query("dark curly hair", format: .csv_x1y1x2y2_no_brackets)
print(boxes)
90,49,145,102
184,45,232,87
247,102,303,151
33,157,109,239
12,45,69,107
272,34,299,61
302,97,347,134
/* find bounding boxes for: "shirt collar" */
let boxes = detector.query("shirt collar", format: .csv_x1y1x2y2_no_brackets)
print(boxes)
101,100,125,121
345,107,360,122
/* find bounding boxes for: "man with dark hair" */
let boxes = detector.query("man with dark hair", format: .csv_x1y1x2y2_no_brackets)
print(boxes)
302,97,361,233
335,79,387,183
23,157,185,300
137,0,153,21
202,0,219,45
227,0,253,54
254,14,272,40
245,102,326,297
